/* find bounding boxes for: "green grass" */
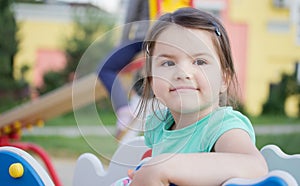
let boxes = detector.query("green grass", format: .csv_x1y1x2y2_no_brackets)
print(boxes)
256,133,300,154
45,110,116,126
44,99,117,126
249,115,300,125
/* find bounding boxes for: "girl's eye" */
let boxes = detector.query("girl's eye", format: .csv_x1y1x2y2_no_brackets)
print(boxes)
161,60,175,67
193,59,207,66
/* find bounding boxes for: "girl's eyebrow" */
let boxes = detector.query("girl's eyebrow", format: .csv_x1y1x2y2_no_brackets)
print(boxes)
190,52,212,57
154,54,175,59
153,52,213,60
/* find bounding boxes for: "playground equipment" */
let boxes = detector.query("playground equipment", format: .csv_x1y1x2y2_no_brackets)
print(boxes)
149,0,194,19
0,73,105,186
0,137,299,186
71,137,300,186
0,146,54,186
0,73,104,134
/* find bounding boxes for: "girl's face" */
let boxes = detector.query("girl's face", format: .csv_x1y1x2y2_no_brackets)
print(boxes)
151,25,227,115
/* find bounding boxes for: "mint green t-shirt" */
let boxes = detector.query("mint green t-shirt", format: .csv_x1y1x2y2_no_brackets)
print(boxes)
144,107,255,157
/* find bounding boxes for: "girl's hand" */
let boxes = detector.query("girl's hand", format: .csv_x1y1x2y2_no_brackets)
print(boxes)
127,169,134,179
129,155,171,186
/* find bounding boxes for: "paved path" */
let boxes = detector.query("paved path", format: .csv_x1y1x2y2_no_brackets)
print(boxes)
23,125,116,137
254,124,300,135
47,158,76,186
23,124,300,137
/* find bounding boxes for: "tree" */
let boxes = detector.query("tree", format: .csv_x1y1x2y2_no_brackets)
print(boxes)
0,0,18,79
0,0,29,110
262,66,300,116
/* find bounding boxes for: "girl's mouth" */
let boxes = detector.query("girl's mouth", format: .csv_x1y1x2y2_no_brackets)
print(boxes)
170,86,199,92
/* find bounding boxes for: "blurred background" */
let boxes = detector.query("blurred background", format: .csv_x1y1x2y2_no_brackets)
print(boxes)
0,0,299,185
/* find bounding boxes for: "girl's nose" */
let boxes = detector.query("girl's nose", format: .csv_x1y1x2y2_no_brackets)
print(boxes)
174,66,193,80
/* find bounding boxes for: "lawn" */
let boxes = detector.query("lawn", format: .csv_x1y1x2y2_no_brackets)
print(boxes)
256,133,300,154
249,115,300,125
45,110,116,126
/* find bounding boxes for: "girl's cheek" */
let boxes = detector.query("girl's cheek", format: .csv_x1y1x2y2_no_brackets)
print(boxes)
151,78,169,98
151,78,163,91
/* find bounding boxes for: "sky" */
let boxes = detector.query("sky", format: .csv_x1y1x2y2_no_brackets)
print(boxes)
59,0,121,13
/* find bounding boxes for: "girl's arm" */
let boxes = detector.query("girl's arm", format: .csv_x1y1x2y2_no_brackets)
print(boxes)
130,129,268,186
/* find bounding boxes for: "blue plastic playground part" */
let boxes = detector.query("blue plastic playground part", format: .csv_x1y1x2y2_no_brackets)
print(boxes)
224,175,288,186
0,150,44,186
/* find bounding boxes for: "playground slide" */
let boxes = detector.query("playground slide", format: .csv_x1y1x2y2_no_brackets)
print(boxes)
0,73,106,136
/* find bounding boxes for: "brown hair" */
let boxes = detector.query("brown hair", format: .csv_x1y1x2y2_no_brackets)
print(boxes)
137,7,239,118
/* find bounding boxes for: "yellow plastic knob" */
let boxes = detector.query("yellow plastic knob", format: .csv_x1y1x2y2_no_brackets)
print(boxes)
13,121,22,129
36,119,44,127
9,163,24,178
26,124,33,131
3,126,11,134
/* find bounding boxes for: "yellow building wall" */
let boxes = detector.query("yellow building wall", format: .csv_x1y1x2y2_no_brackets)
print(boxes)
14,20,74,83
229,0,300,116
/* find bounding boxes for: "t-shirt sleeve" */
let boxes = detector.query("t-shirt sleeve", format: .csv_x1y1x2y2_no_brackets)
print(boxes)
204,109,255,152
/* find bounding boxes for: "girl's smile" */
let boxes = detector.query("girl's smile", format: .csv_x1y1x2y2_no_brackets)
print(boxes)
169,85,199,92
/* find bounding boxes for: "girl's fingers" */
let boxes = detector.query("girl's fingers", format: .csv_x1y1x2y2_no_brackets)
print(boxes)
127,169,134,179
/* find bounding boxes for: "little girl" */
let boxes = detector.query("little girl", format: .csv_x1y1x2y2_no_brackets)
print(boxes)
114,7,268,186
